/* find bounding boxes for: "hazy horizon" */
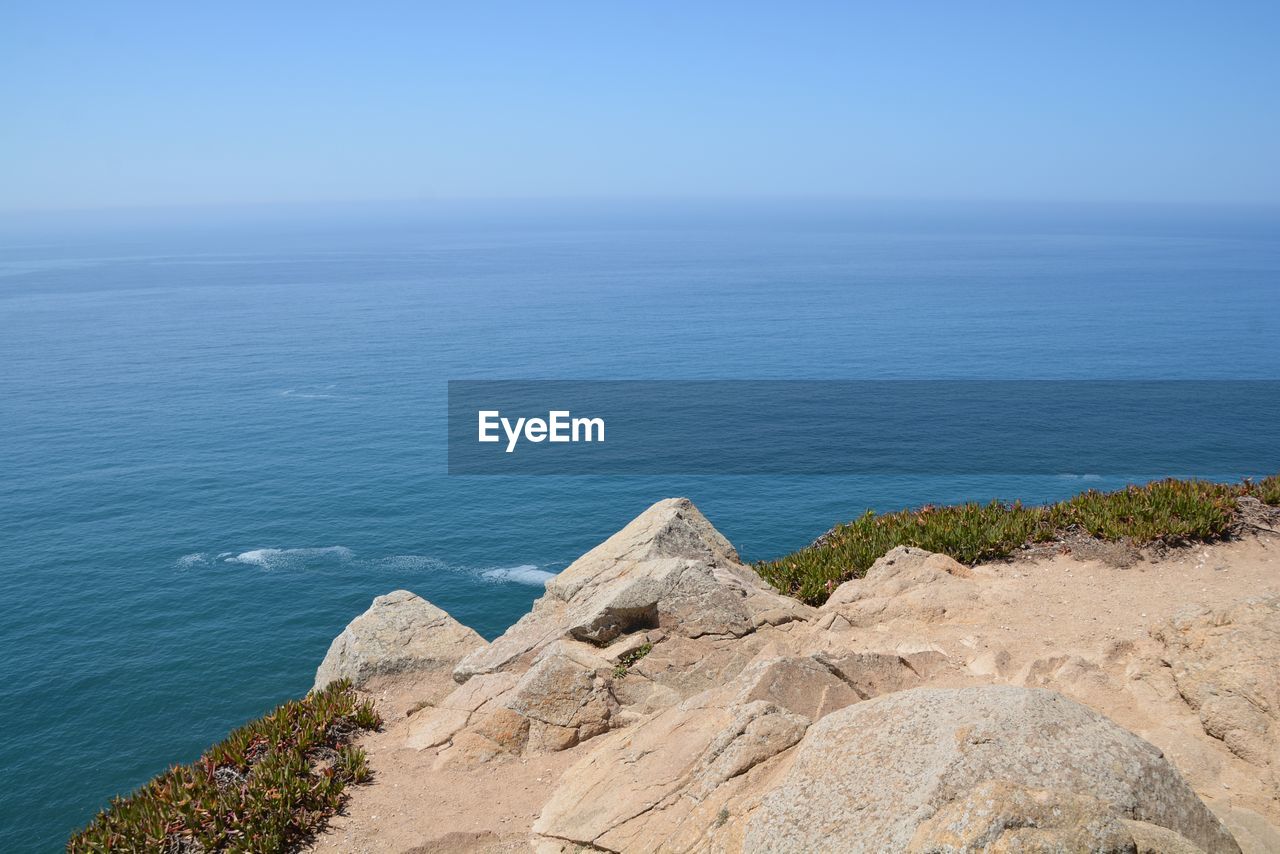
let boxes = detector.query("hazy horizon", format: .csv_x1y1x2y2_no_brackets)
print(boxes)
7,194,1280,218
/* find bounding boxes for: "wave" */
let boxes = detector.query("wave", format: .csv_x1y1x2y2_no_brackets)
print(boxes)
180,548,553,586
280,384,339,399
375,556,557,587
480,564,556,587
224,546,355,567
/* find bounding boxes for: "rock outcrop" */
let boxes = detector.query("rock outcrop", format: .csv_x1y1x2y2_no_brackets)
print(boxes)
313,590,486,691
311,499,1280,853
1154,596,1280,798
407,499,816,768
533,681,1239,853
452,499,812,685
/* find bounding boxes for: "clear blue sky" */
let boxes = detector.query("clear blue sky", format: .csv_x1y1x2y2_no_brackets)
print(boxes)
3,1,1278,212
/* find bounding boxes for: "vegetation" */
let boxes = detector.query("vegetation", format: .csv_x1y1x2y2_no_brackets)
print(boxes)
757,475,1280,606
68,679,381,853
1254,473,1280,506
612,642,654,679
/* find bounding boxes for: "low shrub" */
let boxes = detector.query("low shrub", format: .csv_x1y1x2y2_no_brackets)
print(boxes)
612,642,654,679
1244,473,1280,506
757,475,1277,606
68,679,381,853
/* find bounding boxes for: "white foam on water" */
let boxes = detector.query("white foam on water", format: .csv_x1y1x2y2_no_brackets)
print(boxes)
191,547,550,585
224,545,355,567
480,564,556,586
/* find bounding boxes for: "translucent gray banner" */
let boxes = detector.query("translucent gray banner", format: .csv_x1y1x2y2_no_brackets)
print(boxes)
447,380,1279,475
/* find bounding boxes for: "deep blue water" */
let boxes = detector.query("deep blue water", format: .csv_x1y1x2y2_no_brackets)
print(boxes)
2,202,1278,851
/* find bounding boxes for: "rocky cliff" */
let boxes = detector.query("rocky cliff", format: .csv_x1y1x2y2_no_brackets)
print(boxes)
308,498,1280,853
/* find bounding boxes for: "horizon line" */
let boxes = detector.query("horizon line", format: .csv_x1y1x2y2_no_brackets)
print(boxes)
5,194,1280,220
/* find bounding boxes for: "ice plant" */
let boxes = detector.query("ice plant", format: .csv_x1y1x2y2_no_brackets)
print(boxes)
68,679,380,853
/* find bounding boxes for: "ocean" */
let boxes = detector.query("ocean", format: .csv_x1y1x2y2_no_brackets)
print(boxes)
2,201,1277,851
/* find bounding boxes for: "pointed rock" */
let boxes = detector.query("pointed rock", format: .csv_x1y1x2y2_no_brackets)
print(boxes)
544,497,741,602
452,498,811,684
314,590,486,691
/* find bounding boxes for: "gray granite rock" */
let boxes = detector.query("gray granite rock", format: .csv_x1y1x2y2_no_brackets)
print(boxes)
746,686,1239,853
313,590,485,691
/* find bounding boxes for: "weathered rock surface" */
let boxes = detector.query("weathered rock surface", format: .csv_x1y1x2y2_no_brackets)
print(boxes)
533,690,811,852
1154,595,1280,797
502,642,619,752
313,590,486,691
402,499,815,768
744,686,1239,853
534,682,1241,853
817,545,984,630
529,653,863,851
908,781,1206,853
405,671,518,750
452,498,813,684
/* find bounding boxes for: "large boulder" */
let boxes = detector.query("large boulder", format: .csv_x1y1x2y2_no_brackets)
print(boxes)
744,686,1239,853
313,590,486,691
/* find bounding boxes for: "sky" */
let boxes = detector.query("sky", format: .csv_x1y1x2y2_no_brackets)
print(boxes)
2,1,1278,213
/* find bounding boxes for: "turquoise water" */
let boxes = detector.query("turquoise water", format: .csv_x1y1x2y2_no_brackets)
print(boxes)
2,203,1278,850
